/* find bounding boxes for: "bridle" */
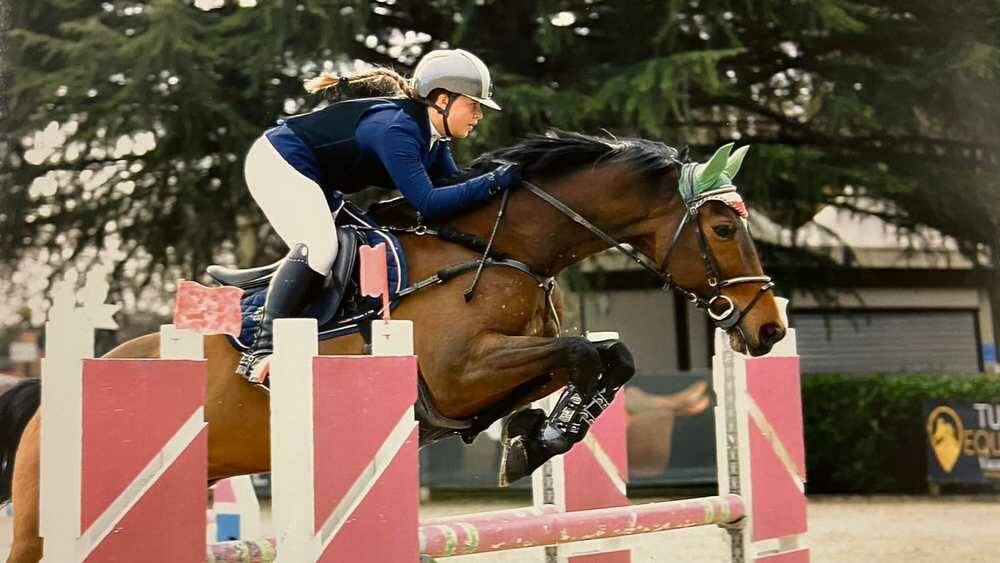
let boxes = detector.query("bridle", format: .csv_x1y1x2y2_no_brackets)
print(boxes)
520,161,774,332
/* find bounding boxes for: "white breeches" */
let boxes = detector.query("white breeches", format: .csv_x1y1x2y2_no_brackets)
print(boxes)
244,136,339,274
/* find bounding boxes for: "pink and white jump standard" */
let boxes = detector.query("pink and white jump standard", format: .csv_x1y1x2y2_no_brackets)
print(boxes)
266,318,419,562
40,309,209,562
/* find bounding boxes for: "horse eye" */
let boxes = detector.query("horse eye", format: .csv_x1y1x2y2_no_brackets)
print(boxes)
713,224,736,238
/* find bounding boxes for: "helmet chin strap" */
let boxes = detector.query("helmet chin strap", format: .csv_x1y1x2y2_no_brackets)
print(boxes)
429,93,459,139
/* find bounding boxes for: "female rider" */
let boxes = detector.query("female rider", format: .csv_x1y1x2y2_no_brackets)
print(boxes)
239,49,520,382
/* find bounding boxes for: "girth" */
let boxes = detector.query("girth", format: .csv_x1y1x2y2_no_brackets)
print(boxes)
347,222,558,322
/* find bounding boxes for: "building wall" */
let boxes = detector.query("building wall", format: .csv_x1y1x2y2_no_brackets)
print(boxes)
790,287,980,309
581,290,681,373
793,287,997,373
579,286,997,375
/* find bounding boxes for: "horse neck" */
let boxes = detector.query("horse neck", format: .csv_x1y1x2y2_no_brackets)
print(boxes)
452,165,676,277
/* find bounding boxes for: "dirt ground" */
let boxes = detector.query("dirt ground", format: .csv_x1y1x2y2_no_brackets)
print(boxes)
3,495,998,561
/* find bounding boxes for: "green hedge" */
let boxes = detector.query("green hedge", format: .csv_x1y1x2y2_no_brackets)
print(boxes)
802,373,1000,494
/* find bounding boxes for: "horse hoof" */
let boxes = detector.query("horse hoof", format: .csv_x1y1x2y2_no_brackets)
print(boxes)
499,409,546,487
498,436,529,487
501,409,545,443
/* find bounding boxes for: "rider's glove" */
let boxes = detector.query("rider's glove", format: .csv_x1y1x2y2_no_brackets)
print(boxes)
487,163,522,195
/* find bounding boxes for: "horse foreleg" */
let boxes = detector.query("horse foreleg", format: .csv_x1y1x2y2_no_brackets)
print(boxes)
8,414,42,563
499,339,636,485
430,334,606,418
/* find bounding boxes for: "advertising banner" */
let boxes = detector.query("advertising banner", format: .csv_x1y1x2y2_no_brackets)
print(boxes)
926,401,1000,484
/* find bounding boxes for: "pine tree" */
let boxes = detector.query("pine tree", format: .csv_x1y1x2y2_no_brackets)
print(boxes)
1,0,997,308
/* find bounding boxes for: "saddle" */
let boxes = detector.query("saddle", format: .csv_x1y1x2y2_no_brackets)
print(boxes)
206,227,360,328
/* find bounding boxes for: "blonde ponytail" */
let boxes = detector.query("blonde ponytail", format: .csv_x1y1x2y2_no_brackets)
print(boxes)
303,67,417,99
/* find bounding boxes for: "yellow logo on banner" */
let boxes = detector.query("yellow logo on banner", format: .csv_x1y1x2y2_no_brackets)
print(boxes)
927,406,963,473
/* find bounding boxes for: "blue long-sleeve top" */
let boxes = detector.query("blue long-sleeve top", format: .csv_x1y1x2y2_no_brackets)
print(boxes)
267,97,501,221
354,106,499,221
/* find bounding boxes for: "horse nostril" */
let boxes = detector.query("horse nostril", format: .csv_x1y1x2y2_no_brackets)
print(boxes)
759,322,783,345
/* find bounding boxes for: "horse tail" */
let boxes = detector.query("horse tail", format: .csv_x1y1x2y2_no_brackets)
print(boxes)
0,378,41,505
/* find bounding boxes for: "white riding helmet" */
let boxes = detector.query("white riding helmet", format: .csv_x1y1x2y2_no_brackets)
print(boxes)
412,49,501,110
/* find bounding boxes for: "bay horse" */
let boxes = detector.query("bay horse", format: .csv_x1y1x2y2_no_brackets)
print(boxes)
0,131,784,562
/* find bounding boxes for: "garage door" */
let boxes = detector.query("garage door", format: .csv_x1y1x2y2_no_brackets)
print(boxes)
793,310,981,374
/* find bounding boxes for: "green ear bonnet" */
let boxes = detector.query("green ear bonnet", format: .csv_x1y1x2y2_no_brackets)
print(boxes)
679,143,750,220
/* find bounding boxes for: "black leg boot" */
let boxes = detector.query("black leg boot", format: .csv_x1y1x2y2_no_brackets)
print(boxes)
236,243,326,385
499,340,636,486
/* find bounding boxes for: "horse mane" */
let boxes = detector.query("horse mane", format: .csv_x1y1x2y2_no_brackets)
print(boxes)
465,129,682,180
367,129,684,224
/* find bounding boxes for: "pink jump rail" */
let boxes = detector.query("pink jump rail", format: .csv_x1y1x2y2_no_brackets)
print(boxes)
209,496,744,560
419,495,745,557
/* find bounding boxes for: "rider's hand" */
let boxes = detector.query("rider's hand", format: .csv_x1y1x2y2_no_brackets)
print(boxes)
488,163,522,195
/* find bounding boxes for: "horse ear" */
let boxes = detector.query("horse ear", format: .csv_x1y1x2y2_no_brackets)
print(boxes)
724,145,749,179
694,143,733,191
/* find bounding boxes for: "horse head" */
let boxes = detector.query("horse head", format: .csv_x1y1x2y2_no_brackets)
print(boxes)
648,142,785,356
469,131,785,356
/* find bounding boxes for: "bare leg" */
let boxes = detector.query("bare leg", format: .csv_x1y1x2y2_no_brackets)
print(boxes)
627,408,677,477
625,383,710,477
626,382,710,417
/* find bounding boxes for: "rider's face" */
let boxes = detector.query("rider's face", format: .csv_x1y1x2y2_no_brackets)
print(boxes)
436,94,483,139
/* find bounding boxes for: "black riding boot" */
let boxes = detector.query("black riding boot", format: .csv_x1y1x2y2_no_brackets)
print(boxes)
499,340,636,485
236,243,325,384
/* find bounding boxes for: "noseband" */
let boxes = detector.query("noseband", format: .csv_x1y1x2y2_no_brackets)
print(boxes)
520,162,774,331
